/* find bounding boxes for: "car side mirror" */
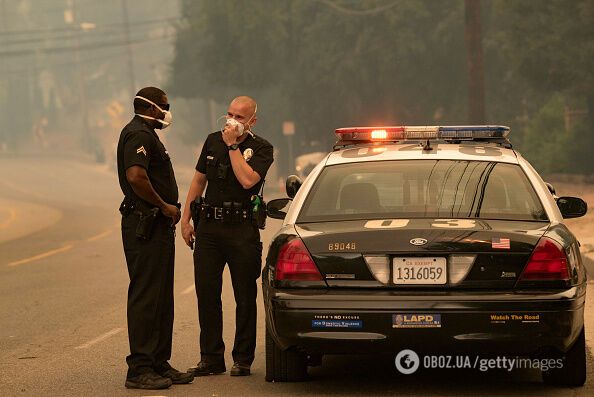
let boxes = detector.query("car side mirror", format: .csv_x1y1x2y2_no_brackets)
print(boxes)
267,198,292,220
286,175,303,199
556,196,587,219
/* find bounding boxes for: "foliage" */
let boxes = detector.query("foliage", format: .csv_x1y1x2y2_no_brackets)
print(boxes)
170,0,594,173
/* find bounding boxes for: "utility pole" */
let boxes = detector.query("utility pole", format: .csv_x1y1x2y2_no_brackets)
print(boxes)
121,0,136,98
71,0,91,145
0,0,7,151
464,0,486,123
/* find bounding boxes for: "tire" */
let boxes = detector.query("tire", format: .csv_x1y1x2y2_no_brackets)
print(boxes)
265,327,308,382
542,326,586,387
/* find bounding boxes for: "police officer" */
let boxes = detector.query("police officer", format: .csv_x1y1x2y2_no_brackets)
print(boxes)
117,86,194,389
181,96,274,377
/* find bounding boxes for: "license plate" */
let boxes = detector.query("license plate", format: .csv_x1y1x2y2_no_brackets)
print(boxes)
393,257,447,285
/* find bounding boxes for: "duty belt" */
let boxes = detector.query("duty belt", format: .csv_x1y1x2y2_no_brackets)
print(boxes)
199,204,253,223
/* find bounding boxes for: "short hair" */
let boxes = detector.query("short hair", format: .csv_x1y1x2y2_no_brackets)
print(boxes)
134,86,166,112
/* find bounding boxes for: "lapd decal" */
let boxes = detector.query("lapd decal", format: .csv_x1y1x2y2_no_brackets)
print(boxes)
243,148,254,162
365,219,410,229
136,146,147,156
393,314,441,329
328,242,357,251
431,219,476,229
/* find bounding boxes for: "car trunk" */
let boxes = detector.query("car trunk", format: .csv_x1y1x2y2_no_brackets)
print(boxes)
296,219,549,289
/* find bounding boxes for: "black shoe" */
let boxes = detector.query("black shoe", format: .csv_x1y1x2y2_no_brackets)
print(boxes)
157,367,195,384
230,362,251,376
188,361,226,377
125,371,172,389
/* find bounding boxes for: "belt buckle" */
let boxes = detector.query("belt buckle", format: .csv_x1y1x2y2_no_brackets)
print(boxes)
214,208,223,220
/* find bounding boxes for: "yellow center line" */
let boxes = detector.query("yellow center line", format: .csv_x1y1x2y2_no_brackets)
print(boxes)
181,284,196,295
7,244,74,267
86,229,113,242
0,208,16,229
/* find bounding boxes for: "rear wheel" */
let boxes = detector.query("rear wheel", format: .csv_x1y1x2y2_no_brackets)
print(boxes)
542,327,586,387
265,327,308,382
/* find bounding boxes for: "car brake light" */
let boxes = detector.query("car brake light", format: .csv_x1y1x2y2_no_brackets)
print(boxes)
275,238,323,281
519,237,570,281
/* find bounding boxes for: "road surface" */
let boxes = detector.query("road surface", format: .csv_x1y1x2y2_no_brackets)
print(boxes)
1,154,593,396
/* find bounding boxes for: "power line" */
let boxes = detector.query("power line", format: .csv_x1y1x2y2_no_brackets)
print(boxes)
0,16,181,36
316,0,400,16
0,23,169,46
0,31,177,58
2,36,172,76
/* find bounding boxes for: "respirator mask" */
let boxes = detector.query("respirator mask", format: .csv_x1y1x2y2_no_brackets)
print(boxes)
224,104,257,137
135,96,172,129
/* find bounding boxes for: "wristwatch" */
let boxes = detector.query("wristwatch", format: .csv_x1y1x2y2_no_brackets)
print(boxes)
228,143,239,151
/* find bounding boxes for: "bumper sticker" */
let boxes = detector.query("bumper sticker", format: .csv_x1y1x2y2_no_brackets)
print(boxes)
393,314,441,328
312,320,363,329
490,313,540,324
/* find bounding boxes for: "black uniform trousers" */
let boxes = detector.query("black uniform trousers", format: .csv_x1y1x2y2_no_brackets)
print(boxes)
193,219,263,366
121,213,175,378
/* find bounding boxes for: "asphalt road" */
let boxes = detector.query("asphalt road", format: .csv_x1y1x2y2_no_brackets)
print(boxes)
1,154,593,396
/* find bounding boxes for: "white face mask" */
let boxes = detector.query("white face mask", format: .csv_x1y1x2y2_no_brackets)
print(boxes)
225,117,244,137
135,95,172,129
224,104,257,137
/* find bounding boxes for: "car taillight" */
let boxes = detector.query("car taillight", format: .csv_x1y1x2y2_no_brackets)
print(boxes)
275,238,323,281
519,237,569,281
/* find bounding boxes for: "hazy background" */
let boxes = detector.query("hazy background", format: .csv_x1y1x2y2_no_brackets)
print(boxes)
0,0,592,178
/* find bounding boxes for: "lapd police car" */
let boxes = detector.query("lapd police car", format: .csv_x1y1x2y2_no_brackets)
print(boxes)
264,126,588,386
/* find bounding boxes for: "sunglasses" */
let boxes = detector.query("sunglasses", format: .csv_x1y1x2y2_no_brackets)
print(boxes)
155,103,170,111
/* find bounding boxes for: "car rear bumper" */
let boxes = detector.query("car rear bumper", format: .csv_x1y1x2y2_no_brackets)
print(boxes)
266,286,586,355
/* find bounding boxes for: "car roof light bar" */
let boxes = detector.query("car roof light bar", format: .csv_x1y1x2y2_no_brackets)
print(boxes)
334,125,510,144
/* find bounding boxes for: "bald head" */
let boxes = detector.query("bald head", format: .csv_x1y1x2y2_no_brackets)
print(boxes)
230,96,257,114
227,96,258,132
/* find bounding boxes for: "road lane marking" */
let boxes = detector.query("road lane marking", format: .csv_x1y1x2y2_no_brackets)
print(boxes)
86,229,112,242
0,208,16,229
181,284,195,295
74,328,123,350
0,180,44,199
6,244,74,267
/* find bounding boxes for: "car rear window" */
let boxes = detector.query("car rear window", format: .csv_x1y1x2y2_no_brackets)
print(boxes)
297,160,548,223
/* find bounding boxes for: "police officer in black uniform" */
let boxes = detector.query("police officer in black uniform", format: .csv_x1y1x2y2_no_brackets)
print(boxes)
181,96,273,377
117,86,194,389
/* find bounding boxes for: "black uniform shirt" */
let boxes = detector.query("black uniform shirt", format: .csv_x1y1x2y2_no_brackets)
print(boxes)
196,131,274,206
117,115,179,205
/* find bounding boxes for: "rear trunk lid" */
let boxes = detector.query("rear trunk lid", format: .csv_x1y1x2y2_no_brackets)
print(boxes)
296,219,549,289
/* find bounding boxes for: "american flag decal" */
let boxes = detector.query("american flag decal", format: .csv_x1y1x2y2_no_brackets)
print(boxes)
492,238,510,249
136,146,147,156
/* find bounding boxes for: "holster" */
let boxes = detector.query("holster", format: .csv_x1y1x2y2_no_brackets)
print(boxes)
190,196,204,227
135,207,159,240
119,197,160,240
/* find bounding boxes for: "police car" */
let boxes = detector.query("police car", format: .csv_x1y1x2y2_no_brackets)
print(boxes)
263,126,588,386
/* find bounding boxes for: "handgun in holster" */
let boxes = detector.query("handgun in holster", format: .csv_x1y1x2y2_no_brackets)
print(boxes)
135,207,159,240
190,196,204,227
